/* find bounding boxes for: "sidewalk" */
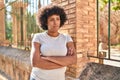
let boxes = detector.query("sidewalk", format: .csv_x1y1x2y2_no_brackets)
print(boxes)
0,70,11,80
0,74,8,80
104,49,120,67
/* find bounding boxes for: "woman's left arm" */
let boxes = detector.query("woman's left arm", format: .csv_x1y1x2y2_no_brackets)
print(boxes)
41,42,77,66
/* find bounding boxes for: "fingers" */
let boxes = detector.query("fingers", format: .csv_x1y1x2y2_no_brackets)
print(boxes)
67,47,74,56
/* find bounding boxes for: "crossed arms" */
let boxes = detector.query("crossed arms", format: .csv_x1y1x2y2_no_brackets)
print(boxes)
30,42,77,70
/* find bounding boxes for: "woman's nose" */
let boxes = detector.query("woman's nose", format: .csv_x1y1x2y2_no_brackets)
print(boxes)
54,20,57,25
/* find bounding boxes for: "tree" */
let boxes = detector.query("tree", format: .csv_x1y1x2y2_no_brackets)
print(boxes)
99,0,120,11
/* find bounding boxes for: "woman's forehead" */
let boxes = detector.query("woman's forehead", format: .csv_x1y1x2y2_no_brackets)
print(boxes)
48,14,60,18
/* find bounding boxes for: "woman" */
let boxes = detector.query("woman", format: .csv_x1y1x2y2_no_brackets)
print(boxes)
30,5,77,80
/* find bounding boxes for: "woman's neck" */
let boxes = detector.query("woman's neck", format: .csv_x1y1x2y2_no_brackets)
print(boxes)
47,31,59,37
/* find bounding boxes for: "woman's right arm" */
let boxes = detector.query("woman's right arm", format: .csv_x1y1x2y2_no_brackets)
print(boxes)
30,42,63,70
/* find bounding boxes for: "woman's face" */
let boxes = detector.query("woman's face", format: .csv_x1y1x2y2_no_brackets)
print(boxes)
47,14,60,33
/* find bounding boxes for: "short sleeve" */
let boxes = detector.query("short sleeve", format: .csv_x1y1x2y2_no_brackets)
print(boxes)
32,34,40,43
66,35,73,42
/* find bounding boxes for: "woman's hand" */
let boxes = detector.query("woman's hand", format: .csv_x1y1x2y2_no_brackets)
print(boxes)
67,47,74,56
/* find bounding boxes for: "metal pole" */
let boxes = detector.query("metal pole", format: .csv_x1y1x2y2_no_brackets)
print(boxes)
108,0,111,59
97,0,99,57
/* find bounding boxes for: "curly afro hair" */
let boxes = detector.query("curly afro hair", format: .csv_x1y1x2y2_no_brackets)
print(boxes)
37,5,67,30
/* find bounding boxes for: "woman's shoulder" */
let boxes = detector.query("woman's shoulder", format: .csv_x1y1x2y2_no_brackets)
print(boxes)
60,33,71,37
34,32,46,36
60,33,73,42
32,32,46,42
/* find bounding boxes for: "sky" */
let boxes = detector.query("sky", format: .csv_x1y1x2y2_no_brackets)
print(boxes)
27,0,51,14
5,0,51,18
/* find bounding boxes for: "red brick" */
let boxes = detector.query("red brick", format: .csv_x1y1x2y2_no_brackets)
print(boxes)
65,20,69,24
61,24,74,29
61,0,67,1
61,1,68,6
77,54,83,58
83,16,94,20
68,28,76,34
69,68,76,73
88,2,96,8
88,0,95,2
67,14,76,19
65,10,69,14
64,3,76,10
69,0,76,4
88,12,96,17
69,8,76,13
68,18,76,24
59,29,69,34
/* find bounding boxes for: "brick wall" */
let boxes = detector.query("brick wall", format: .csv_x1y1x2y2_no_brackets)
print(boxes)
75,0,97,78
0,46,31,80
0,2,6,44
52,0,97,78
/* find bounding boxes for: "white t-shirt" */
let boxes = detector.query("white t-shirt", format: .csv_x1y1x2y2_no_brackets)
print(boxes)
30,31,73,80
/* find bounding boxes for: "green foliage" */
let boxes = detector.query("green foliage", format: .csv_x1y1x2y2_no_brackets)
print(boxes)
4,0,44,45
99,0,120,11
26,12,43,38
99,0,107,11
5,21,12,42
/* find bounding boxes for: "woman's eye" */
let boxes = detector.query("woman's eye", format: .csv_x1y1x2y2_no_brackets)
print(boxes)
50,19,54,21
57,18,60,21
